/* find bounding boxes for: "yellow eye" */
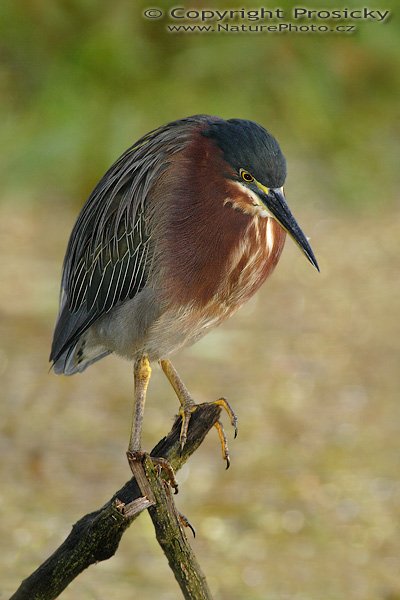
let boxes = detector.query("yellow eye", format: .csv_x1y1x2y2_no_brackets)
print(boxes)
240,170,254,183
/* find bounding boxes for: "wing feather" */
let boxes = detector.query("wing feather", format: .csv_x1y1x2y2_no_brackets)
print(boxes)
50,115,210,364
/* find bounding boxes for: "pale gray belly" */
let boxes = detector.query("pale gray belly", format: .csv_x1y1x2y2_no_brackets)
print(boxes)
142,301,235,360
88,287,236,362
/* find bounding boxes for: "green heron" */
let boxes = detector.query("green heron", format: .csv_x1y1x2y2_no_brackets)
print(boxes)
50,115,318,472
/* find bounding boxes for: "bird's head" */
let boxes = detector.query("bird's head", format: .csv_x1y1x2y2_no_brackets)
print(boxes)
202,118,319,271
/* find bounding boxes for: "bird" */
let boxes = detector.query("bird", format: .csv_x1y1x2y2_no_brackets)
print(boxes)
50,114,318,473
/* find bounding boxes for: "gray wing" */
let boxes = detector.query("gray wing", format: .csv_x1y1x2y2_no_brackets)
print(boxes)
50,164,153,364
50,135,165,364
65,161,154,315
50,115,213,365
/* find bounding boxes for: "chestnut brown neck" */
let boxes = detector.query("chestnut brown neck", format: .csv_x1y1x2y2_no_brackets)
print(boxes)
159,130,284,307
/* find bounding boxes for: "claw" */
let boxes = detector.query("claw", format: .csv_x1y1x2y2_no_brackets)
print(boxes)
214,397,238,439
178,511,196,538
214,420,231,469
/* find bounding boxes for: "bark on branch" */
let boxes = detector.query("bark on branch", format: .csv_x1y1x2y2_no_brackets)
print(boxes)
11,403,222,600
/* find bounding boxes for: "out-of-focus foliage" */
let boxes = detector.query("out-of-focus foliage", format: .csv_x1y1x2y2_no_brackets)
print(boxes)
0,0,398,210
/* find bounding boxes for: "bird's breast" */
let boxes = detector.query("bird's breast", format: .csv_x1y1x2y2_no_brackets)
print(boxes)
145,216,286,360
164,215,286,335
164,216,285,354
221,215,286,309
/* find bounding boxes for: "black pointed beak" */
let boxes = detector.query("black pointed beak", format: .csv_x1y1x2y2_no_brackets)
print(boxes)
259,187,319,271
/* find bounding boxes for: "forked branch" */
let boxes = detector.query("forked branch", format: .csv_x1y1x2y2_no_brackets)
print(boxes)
11,403,222,600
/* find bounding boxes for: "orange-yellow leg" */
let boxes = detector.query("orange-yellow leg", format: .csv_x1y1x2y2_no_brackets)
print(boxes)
127,356,178,493
128,355,152,454
159,359,238,468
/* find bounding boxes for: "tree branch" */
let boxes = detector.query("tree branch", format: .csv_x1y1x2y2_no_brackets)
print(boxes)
144,455,213,600
11,403,222,600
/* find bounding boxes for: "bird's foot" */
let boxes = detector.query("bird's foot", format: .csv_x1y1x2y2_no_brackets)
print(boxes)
127,451,179,495
179,397,238,469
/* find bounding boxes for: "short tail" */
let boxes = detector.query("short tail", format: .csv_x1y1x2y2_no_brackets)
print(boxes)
52,334,111,375
50,298,111,375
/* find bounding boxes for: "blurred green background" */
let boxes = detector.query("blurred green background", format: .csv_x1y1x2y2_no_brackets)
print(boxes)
1,1,399,599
